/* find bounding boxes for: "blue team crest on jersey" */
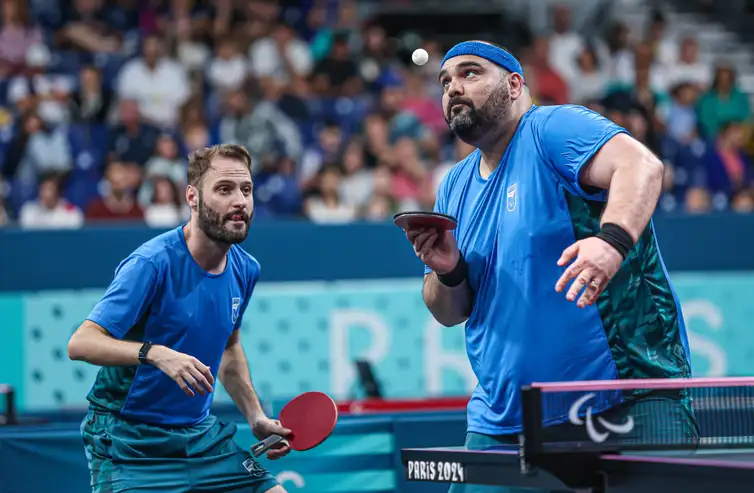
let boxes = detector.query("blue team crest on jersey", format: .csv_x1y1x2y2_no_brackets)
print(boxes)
232,297,241,323
507,184,517,212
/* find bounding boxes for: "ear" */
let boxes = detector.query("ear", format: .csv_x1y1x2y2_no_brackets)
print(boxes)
509,72,525,100
186,184,198,211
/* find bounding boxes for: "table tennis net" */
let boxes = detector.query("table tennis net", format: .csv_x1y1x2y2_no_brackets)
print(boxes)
529,383,754,451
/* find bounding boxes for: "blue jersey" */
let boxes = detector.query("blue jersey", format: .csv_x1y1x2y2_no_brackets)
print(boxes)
85,226,259,426
428,105,692,435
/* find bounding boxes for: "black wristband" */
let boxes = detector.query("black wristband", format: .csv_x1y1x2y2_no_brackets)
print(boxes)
138,341,153,365
436,252,468,287
596,223,634,260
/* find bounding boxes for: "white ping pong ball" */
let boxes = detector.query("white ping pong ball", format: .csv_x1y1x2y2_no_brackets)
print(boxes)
412,48,429,66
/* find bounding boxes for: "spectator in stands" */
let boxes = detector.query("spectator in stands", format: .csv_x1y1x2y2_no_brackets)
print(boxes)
664,82,701,146
732,189,754,213
645,9,677,67
299,120,344,191
697,65,751,138
524,37,569,105
18,172,84,229
85,159,144,222
378,76,433,148
69,65,113,125
144,175,185,228
116,34,190,128
389,137,429,211
138,133,186,206
339,137,373,212
218,89,302,172
603,22,635,89
568,45,608,106
357,21,392,93
304,164,357,224
703,121,754,201
108,99,160,166
685,186,712,213
0,0,43,77
401,70,446,137
547,4,584,82
363,164,396,221
311,30,362,98
249,22,312,101
363,112,390,168
3,111,73,184
207,36,248,94
668,37,712,89
633,42,670,99
8,43,73,126
178,97,214,152
56,0,123,54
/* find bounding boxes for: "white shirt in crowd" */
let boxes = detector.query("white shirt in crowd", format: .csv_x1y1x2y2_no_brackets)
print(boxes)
8,74,74,125
249,37,313,85
306,198,357,224
19,200,84,229
207,55,248,92
145,204,188,228
116,58,190,128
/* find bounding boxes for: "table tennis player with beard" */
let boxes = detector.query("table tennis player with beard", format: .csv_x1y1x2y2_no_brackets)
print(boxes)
404,41,699,492
68,144,292,493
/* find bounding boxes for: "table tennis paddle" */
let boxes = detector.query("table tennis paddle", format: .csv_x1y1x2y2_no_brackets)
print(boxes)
250,391,338,458
393,212,458,231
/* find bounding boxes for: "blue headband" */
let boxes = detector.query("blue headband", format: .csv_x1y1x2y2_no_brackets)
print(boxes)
441,41,524,80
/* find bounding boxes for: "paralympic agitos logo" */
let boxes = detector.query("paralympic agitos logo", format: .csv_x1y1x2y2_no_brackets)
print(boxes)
568,393,634,443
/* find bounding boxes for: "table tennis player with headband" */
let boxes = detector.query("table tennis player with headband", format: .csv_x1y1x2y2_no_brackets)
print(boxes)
250,391,338,458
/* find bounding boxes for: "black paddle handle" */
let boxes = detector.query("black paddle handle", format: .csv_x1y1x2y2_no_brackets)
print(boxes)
250,434,288,457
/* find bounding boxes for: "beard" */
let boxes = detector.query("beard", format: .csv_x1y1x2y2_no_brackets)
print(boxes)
196,190,251,245
445,78,512,142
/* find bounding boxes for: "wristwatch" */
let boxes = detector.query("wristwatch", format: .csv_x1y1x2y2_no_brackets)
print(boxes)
138,341,153,365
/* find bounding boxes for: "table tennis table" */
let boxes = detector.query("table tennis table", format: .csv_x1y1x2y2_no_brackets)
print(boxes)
402,444,754,492
401,377,754,492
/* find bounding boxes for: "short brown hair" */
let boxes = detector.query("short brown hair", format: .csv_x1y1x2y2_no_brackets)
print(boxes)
187,144,253,186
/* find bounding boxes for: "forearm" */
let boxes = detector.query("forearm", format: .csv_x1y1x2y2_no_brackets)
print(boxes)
423,272,473,327
67,321,142,366
219,342,265,423
600,154,664,242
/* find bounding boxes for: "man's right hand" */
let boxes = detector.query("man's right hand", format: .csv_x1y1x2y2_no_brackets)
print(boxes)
148,345,215,397
406,227,460,275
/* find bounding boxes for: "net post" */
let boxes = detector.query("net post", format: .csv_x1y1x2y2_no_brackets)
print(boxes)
519,385,543,474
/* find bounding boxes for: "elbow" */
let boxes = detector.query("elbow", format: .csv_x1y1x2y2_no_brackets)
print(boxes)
67,331,87,361
645,153,665,188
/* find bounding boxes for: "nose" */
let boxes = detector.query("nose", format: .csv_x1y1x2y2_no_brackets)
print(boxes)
447,78,464,99
230,188,247,208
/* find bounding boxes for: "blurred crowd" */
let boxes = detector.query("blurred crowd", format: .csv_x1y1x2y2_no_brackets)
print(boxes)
0,0,753,230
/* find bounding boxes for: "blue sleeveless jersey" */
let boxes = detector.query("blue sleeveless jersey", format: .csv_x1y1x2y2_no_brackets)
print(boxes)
427,105,692,435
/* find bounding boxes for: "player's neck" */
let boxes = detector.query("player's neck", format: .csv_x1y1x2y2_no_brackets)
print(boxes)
183,223,229,274
477,100,531,179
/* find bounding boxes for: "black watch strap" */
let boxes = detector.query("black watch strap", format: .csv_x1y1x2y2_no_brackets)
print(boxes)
138,341,153,365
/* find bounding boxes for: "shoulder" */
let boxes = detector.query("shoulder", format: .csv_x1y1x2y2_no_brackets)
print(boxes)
127,226,185,271
527,104,612,130
228,245,261,281
528,104,628,149
438,148,480,196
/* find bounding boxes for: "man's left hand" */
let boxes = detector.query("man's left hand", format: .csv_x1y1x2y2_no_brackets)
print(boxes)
555,237,624,308
251,416,292,460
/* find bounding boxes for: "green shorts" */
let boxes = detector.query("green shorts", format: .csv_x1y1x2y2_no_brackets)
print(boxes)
80,409,279,493
448,395,699,493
